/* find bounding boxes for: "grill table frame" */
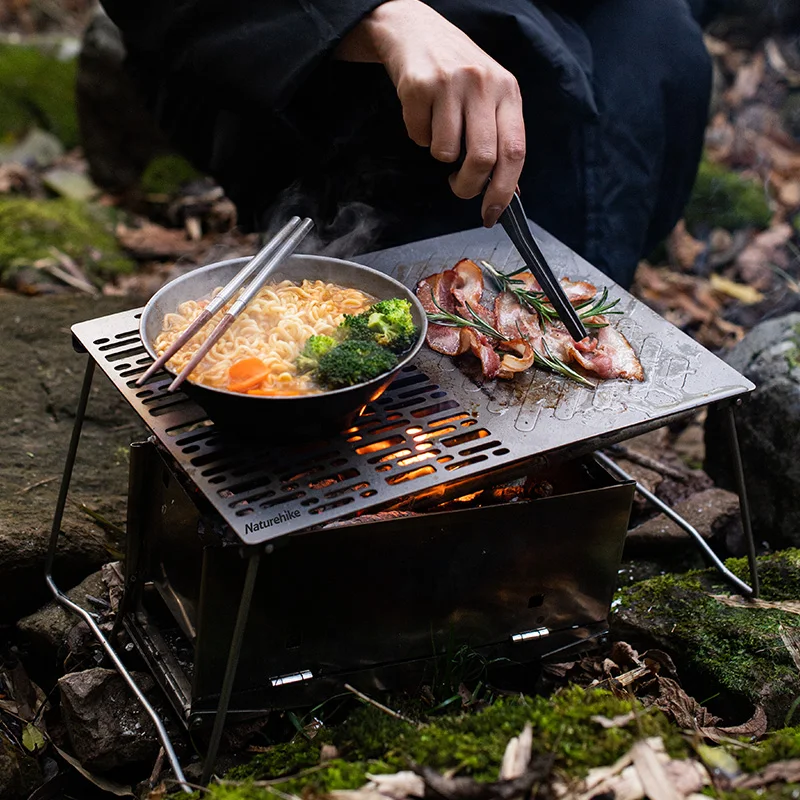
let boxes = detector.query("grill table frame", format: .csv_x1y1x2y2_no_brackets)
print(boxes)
46,223,759,787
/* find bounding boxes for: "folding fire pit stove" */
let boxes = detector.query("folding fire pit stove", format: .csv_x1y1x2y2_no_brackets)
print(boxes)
47,223,757,787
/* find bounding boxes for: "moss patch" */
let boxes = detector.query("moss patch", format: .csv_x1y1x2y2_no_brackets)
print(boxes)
140,154,202,195
0,44,78,148
612,550,800,726
0,197,133,285
210,687,686,799
736,726,800,772
684,159,772,234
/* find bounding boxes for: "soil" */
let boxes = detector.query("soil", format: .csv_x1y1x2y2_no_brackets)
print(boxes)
0,292,147,622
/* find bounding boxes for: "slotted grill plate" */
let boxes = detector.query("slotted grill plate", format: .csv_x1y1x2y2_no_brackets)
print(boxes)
71,224,753,544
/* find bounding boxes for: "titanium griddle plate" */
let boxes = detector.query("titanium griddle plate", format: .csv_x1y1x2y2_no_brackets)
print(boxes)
71,223,753,544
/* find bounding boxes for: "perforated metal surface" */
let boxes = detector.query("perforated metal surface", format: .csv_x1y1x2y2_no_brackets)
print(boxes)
71,224,754,544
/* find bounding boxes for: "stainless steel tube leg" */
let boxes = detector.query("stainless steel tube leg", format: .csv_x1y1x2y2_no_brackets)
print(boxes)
201,549,262,785
595,451,754,596
45,358,191,792
722,403,760,598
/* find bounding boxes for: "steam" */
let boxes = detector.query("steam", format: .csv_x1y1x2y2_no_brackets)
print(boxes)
260,183,385,260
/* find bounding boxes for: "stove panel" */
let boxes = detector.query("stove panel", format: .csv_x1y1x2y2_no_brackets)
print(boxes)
72,225,753,543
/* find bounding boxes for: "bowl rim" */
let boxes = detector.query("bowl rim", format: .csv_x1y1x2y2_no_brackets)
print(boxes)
139,253,429,401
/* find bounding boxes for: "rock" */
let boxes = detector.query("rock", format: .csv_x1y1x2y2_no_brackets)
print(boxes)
0,733,42,799
0,294,139,623
613,550,800,729
59,668,159,772
705,313,800,550
0,42,79,147
0,197,134,289
683,159,772,236
41,168,99,202
76,11,169,193
0,129,64,168
17,569,105,659
625,488,743,555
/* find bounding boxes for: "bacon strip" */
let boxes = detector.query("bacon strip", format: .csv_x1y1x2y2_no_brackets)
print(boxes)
416,270,468,356
452,259,496,325
416,263,644,384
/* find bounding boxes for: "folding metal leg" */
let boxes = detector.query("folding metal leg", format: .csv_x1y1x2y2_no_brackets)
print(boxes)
596,433,758,597
722,402,759,597
201,549,262,784
45,358,191,792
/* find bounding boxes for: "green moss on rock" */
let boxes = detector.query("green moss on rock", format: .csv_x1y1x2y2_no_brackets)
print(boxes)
0,44,78,147
140,154,202,195
684,159,772,234
0,197,133,284
613,550,800,727
209,688,686,800
736,726,800,772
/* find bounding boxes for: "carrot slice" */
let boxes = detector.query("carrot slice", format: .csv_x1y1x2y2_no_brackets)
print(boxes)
246,388,304,396
227,357,270,393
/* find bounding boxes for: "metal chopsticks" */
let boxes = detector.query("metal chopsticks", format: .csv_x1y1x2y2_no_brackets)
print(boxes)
499,192,588,342
160,216,313,392
138,216,306,386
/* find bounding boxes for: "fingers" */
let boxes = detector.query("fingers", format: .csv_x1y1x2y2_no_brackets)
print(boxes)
449,98,497,200
481,95,526,226
429,94,462,163
400,86,433,147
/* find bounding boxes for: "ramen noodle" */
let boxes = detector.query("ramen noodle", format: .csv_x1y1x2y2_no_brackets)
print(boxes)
154,279,374,395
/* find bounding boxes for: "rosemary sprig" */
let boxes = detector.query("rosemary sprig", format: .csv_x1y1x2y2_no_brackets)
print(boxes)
482,260,554,327
426,290,508,341
573,288,623,328
535,339,596,390
482,260,621,329
514,322,596,390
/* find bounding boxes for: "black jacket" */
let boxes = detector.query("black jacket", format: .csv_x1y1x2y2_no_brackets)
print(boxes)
101,0,711,287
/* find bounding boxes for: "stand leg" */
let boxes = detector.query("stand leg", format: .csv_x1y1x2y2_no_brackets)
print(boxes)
722,403,760,598
595,450,754,596
201,549,262,784
45,358,191,792
45,359,95,575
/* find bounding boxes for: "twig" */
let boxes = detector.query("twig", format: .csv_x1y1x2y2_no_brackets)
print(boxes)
70,500,126,538
16,476,57,495
344,683,419,726
606,444,690,482
148,747,166,788
215,764,329,788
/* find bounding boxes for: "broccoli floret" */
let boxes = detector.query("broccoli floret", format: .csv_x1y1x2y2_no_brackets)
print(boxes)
340,312,374,341
367,298,417,352
338,298,417,353
316,339,398,389
295,334,337,373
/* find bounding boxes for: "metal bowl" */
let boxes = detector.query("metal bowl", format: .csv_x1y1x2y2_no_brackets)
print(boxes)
140,254,428,440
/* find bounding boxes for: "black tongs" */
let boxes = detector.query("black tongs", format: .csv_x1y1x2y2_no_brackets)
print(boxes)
499,192,588,341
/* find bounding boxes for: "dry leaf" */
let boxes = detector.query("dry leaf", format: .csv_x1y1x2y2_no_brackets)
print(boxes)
630,740,683,800
698,705,768,744
735,223,793,289
499,723,532,780
779,624,800,672
668,221,705,271
591,712,636,729
116,222,200,260
709,273,765,304
725,53,765,107
733,759,800,789
365,772,426,799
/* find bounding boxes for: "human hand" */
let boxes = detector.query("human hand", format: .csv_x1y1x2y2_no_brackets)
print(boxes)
336,0,525,227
